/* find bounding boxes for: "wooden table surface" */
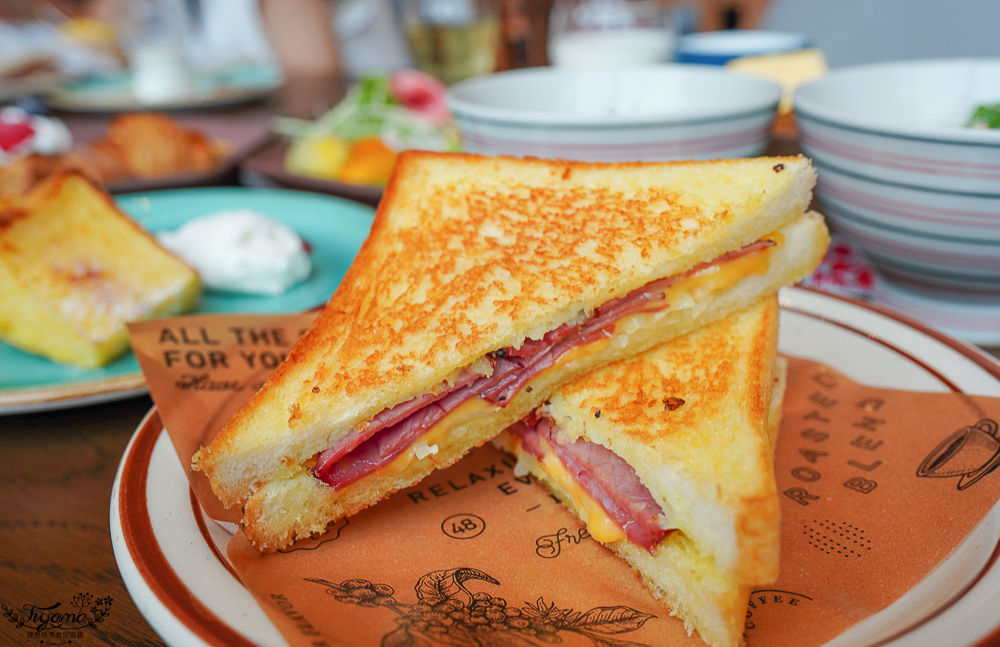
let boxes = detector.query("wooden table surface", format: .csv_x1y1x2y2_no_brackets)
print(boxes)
2,395,164,646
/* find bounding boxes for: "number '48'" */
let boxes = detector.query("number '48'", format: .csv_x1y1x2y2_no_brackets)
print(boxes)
452,519,478,533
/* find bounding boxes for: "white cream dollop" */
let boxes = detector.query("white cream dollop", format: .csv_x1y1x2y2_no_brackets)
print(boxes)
156,209,312,295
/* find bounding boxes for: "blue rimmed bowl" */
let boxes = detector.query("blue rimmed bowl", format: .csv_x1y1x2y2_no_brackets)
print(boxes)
675,30,811,66
446,64,782,162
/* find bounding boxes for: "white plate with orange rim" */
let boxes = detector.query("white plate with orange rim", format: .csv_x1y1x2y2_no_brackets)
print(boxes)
110,286,1000,647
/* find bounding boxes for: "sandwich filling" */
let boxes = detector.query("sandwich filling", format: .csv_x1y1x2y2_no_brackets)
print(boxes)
505,411,670,551
311,238,778,490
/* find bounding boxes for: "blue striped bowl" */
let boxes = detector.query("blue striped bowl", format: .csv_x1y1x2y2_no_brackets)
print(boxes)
794,59,1000,307
446,65,781,163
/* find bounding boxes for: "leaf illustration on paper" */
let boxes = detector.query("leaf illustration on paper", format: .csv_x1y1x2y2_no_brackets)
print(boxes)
413,624,483,647
415,567,500,607
568,606,655,634
308,566,656,647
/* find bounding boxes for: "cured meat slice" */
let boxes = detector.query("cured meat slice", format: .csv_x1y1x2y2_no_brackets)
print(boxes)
508,412,669,552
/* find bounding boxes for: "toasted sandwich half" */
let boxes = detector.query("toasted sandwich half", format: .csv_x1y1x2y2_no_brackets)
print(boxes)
495,296,786,647
192,151,825,551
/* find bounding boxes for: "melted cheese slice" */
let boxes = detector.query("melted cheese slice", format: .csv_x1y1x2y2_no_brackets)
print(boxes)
535,436,627,544
384,397,495,473
657,235,779,311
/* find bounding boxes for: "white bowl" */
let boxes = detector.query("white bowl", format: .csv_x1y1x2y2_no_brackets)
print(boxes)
793,58,1000,340
446,64,782,162
675,30,812,65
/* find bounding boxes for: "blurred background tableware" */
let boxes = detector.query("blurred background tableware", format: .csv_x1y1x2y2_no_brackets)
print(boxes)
0,2,123,85
675,29,810,65
38,0,284,112
0,52,65,104
447,64,781,161
67,113,271,193
115,0,193,104
761,0,1000,69
548,0,675,67
240,142,383,207
43,63,283,112
400,0,501,85
0,109,271,204
793,58,1000,346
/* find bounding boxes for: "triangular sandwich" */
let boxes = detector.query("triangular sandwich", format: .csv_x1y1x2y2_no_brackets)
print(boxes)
496,296,786,647
193,151,825,551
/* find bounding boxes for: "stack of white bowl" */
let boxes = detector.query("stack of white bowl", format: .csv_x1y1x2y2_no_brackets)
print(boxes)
794,58,1000,345
446,65,782,163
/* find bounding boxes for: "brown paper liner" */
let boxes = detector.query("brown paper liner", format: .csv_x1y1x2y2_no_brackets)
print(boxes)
128,313,1000,647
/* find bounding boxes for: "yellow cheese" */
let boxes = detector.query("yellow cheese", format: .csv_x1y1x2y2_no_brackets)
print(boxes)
671,238,773,301
384,397,496,473
536,435,626,544
551,334,613,367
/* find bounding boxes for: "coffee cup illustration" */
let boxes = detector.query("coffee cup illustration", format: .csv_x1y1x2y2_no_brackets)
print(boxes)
917,419,1000,490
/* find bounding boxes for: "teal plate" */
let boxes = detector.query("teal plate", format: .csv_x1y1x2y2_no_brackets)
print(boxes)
0,187,374,414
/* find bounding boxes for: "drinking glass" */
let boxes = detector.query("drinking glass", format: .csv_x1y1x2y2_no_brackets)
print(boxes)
548,0,676,67
115,0,194,102
401,0,501,85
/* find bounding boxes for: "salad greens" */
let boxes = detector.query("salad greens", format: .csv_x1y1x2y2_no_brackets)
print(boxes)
967,103,1000,129
273,74,460,153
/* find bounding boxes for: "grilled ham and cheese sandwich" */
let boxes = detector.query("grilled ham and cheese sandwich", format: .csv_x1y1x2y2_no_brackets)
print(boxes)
192,151,827,551
495,297,785,647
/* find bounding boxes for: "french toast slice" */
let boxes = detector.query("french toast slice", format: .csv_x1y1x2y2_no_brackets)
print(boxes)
0,172,201,367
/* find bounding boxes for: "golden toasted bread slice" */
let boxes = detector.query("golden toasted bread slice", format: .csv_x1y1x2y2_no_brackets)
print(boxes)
0,172,201,367
192,151,826,551
494,297,785,647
